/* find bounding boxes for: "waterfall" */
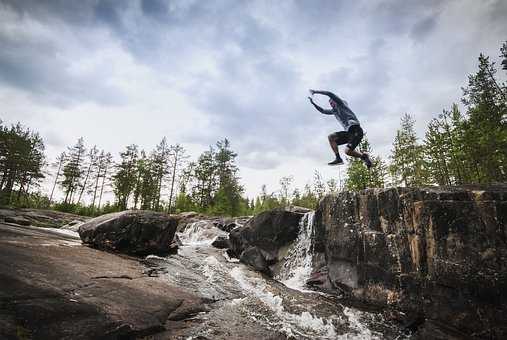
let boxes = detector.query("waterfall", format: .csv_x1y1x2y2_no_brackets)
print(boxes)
177,220,227,246
275,211,315,291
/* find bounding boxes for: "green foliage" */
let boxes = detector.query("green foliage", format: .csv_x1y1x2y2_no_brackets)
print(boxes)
424,104,469,185
112,144,139,210
176,139,245,216
460,53,507,183
0,121,45,205
291,184,319,209
345,138,387,191
389,114,429,187
60,138,86,204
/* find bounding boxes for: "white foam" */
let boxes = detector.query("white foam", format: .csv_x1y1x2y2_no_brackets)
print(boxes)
276,211,315,291
230,266,337,339
177,221,227,246
341,307,381,340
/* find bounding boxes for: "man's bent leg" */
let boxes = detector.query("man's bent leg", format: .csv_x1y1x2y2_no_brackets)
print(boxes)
344,146,363,158
328,132,347,165
328,134,340,155
344,126,372,168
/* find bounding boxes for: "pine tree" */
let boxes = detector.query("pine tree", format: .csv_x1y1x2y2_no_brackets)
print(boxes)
0,122,45,204
313,170,326,200
461,53,507,183
60,138,86,204
211,139,244,216
345,138,387,191
501,41,507,72
151,138,171,210
97,152,113,211
424,105,469,185
389,114,428,187
167,144,188,213
113,144,139,210
76,146,99,205
279,176,293,207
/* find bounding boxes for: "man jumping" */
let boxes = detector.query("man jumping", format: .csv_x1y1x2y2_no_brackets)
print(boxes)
308,89,372,168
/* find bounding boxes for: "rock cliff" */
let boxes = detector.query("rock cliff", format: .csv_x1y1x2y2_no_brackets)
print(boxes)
313,185,507,338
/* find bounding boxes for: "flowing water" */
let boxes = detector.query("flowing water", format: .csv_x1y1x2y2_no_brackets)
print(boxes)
145,214,407,339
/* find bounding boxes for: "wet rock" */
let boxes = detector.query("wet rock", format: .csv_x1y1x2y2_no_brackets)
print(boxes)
0,208,88,228
213,220,239,233
4,216,31,226
211,235,230,249
179,220,228,245
287,205,313,214
0,223,205,340
61,219,85,231
240,246,271,274
174,211,209,232
78,210,178,256
229,208,305,276
314,184,507,338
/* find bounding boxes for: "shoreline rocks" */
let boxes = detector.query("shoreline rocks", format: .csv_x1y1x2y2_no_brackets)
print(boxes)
0,207,89,228
78,210,178,256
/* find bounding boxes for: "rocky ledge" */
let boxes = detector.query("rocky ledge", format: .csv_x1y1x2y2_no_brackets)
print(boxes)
313,184,507,338
0,223,208,339
0,207,88,228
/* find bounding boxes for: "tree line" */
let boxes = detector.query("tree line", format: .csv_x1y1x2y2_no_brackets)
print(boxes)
1,42,505,215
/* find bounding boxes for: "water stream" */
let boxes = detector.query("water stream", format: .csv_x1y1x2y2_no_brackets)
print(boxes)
144,214,407,339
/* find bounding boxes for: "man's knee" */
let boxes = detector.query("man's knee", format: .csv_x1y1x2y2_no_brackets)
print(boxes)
328,134,335,142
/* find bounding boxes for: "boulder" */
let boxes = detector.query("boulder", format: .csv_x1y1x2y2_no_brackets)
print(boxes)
211,235,230,249
314,185,507,338
78,210,178,256
229,208,305,275
240,246,271,274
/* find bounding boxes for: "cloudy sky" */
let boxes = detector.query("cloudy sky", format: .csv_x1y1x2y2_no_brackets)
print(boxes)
1,0,506,199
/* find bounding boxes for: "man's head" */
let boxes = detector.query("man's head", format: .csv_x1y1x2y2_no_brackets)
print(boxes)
329,98,337,109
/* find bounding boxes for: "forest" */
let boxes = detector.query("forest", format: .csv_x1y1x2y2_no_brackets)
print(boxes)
1,43,505,217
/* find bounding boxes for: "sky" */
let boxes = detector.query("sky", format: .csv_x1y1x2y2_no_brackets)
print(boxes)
1,0,506,200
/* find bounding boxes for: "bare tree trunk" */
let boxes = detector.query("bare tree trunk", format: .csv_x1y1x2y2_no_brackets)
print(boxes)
91,162,102,211
98,161,109,210
77,161,93,205
50,155,64,204
167,152,178,213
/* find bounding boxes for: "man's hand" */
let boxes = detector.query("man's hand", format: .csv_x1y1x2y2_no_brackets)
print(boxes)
308,96,314,103
309,89,315,95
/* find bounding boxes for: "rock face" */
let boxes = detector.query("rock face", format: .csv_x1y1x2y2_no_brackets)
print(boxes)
229,209,305,274
0,208,88,228
314,185,507,338
0,223,206,340
78,210,178,256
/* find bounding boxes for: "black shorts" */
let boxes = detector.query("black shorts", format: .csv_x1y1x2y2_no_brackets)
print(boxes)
329,125,364,150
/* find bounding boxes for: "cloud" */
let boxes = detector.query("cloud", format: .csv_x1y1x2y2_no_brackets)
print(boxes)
410,16,438,41
1,0,506,197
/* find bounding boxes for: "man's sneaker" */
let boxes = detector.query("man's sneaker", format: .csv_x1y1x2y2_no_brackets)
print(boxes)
328,157,344,166
361,153,372,169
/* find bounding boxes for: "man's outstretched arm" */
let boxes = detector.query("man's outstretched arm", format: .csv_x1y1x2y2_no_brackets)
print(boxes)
309,89,345,106
308,97,333,115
